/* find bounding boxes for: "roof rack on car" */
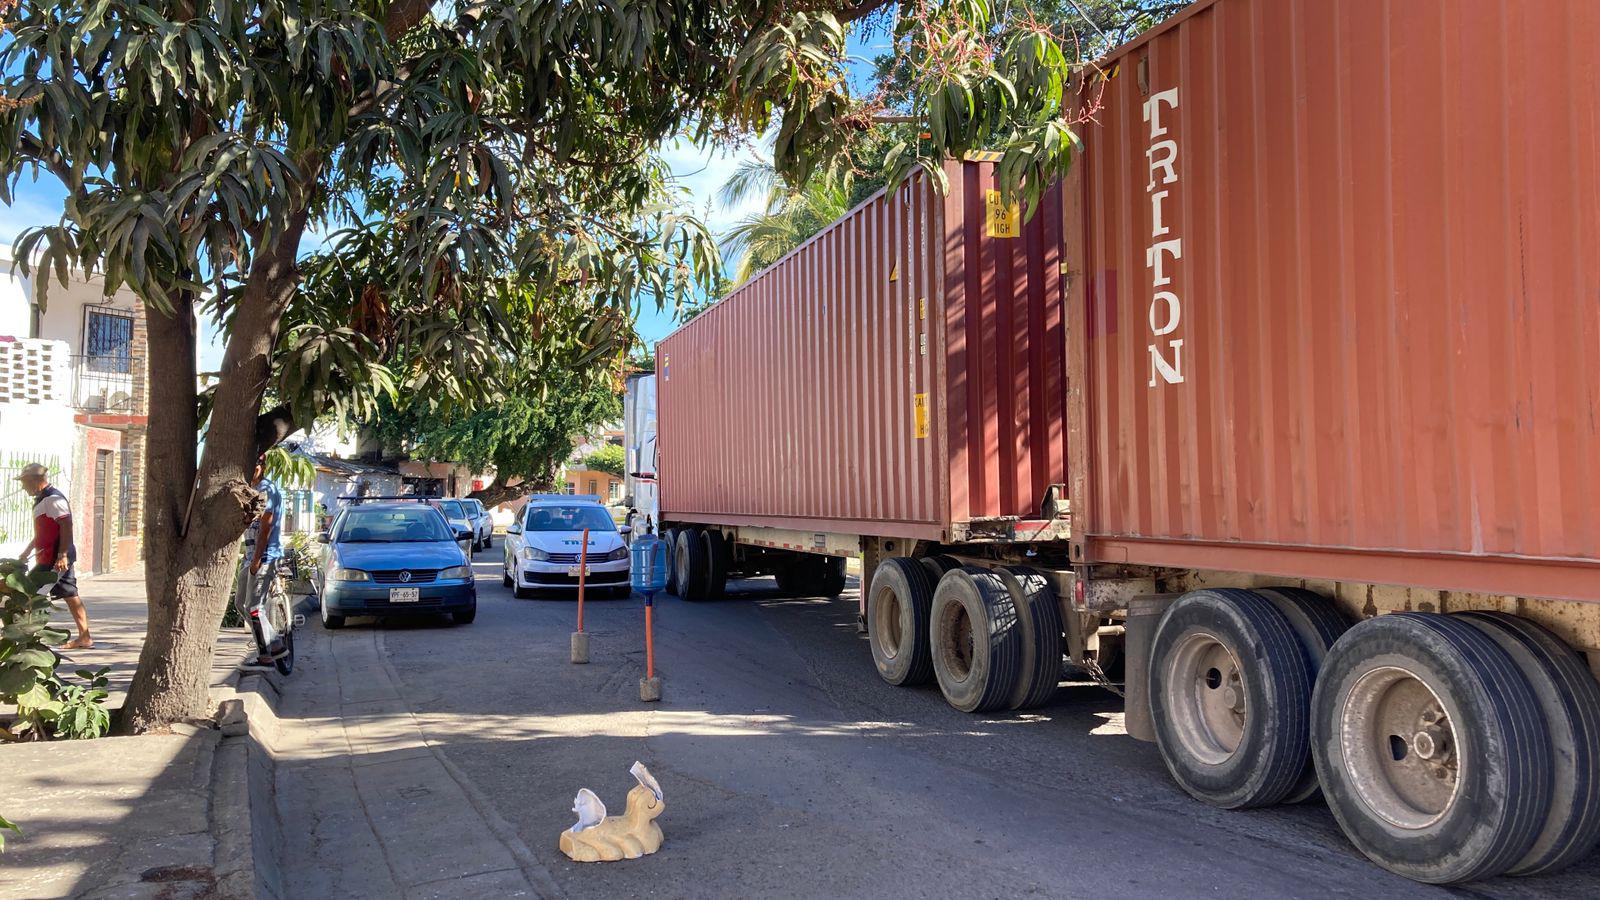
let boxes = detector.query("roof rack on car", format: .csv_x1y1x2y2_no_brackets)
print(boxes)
338,495,434,504
526,494,603,503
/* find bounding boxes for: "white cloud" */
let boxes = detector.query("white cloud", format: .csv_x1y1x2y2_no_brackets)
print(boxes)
658,136,771,239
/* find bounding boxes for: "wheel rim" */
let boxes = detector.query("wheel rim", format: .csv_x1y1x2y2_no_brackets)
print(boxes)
873,582,904,660
1164,631,1248,765
1340,665,1461,829
936,599,975,681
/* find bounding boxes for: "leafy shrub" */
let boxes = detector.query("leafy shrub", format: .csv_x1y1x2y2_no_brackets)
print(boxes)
42,668,111,740
284,531,321,583
0,559,111,741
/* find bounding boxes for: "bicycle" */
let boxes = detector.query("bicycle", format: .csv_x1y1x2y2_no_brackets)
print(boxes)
241,551,298,676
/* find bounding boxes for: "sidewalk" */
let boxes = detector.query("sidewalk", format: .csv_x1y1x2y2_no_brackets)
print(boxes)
266,623,557,898
0,566,258,899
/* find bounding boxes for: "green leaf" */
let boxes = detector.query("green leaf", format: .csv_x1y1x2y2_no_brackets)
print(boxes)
8,649,55,670
0,666,39,698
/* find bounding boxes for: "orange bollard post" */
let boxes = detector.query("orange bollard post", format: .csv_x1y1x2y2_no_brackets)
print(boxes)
640,588,661,701
645,604,655,679
571,528,591,664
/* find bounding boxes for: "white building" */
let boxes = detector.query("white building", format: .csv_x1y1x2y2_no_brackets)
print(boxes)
0,246,148,574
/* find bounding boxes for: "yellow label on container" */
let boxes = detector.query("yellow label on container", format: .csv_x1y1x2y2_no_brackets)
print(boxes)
986,190,1020,238
913,393,929,439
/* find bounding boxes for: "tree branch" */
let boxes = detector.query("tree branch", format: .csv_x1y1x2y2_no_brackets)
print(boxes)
835,0,897,24
255,403,298,456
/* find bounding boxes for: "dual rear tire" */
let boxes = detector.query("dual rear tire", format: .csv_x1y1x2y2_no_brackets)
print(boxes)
1149,589,1314,809
1144,589,1600,884
669,526,737,601
1311,610,1600,883
866,561,1062,712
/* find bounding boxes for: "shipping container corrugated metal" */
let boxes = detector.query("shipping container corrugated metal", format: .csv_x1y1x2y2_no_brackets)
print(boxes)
1070,0,1600,601
658,161,1067,541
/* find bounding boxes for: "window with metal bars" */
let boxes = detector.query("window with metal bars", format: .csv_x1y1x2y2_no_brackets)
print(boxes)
84,309,134,374
118,447,136,536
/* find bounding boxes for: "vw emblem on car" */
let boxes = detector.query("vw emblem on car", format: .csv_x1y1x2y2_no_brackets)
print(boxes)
399,570,412,583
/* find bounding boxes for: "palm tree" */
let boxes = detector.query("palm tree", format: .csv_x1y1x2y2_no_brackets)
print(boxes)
719,157,855,285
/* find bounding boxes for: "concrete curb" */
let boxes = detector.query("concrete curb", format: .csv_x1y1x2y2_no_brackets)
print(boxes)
211,662,288,900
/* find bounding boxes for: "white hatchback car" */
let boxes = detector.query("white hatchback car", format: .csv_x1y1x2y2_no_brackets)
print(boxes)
502,496,631,599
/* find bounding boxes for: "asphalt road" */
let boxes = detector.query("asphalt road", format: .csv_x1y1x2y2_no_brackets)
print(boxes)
292,542,1600,899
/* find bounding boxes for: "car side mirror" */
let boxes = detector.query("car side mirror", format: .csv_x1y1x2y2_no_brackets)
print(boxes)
316,531,330,543
618,525,632,535
507,523,522,535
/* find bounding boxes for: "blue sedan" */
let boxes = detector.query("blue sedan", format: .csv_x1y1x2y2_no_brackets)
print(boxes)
317,502,477,628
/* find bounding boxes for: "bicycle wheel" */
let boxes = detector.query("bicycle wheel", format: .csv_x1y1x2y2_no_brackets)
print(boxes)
271,587,295,676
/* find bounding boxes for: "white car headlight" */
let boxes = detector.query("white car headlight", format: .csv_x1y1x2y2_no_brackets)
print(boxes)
605,546,629,561
439,565,473,580
330,566,369,582
520,546,550,561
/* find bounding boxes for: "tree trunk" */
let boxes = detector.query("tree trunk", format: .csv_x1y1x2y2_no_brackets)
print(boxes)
118,0,433,732
119,203,314,733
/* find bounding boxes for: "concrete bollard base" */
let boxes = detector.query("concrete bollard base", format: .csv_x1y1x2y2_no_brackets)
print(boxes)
639,676,662,702
570,631,590,664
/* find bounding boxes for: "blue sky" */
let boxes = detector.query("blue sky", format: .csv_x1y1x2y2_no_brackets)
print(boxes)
0,22,891,368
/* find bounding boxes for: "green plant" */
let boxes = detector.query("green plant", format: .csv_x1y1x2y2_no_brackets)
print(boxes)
0,561,67,735
283,531,322,587
0,559,112,741
263,447,316,489
0,811,18,852
37,668,111,740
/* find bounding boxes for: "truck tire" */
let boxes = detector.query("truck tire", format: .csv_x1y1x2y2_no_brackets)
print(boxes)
675,527,711,601
1149,589,1311,809
701,529,730,600
1455,612,1600,877
1255,587,1352,803
662,529,680,595
1311,612,1552,883
996,566,1063,710
930,567,1024,713
773,558,804,595
814,555,846,597
776,554,845,597
866,557,936,686
919,555,959,585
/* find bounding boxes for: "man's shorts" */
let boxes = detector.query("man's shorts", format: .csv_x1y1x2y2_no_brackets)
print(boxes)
31,564,79,599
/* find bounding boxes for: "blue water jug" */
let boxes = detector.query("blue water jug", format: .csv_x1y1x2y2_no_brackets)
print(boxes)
630,535,669,594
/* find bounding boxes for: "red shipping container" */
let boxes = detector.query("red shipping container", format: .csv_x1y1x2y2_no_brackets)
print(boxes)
658,160,1067,541
1068,0,1600,601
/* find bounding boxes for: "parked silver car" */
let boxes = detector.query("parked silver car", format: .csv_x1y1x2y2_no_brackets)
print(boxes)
462,498,493,551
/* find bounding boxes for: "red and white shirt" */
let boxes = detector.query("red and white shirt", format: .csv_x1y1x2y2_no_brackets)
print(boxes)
32,486,72,568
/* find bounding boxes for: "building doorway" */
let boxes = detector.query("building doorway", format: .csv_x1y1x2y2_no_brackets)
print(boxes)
93,449,112,573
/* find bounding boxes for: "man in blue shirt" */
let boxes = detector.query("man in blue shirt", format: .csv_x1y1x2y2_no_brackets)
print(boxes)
235,455,286,665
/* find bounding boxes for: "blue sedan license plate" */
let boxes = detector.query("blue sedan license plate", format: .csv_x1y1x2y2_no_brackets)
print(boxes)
389,588,420,602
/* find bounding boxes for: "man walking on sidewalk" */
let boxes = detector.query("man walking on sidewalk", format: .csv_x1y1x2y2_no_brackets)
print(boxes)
16,462,90,649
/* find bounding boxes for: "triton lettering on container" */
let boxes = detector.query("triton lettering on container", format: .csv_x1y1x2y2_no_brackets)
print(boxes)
643,0,1600,884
